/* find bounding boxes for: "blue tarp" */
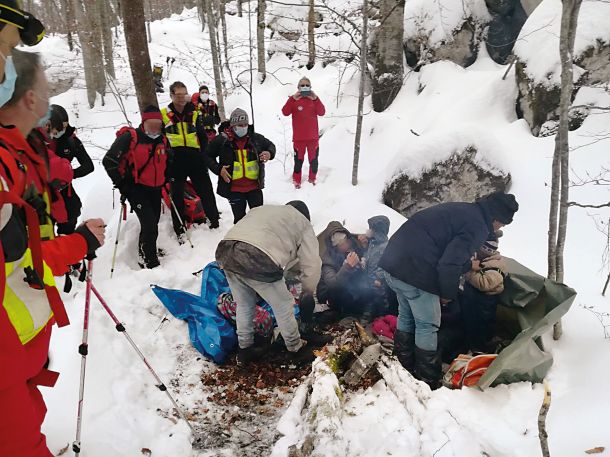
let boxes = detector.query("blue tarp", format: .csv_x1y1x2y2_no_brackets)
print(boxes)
151,262,300,363
151,262,237,363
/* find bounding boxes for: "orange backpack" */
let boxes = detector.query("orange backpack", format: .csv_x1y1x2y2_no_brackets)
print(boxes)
443,353,498,388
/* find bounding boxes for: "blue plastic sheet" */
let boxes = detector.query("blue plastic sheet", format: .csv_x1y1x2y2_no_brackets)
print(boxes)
152,261,300,363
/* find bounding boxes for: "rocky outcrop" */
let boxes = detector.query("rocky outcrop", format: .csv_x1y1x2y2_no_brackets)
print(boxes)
382,147,511,218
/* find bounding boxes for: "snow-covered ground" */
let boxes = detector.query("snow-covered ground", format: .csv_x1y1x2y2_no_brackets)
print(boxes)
28,5,610,457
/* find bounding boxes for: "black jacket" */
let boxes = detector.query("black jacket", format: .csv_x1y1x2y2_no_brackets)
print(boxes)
205,125,276,198
379,202,494,300
53,125,94,179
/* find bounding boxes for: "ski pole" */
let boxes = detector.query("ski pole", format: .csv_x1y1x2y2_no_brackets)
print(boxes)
73,257,94,456
110,197,127,278
168,194,194,248
89,282,200,442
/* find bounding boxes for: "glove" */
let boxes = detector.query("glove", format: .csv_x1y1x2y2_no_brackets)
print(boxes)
75,219,105,256
116,180,133,197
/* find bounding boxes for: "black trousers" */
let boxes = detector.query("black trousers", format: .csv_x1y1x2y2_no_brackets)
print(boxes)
170,151,219,234
227,189,263,224
459,283,499,352
127,185,162,267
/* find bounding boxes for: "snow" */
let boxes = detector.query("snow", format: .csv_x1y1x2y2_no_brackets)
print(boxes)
18,4,610,456
403,0,490,46
513,0,610,86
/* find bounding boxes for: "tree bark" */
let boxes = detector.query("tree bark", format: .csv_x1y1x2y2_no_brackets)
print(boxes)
205,0,226,119
256,0,266,83
119,0,159,111
98,0,116,79
237,0,243,17
550,0,582,340
352,0,368,186
307,0,316,69
372,0,405,112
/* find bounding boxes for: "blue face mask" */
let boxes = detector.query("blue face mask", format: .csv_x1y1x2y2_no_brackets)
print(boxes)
233,126,248,138
36,106,52,128
0,54,17,109
299,86,311,95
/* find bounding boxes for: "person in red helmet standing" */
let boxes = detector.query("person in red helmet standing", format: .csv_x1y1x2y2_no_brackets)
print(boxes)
282,77,325,188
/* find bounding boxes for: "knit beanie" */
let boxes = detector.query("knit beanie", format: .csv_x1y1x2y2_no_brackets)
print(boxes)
141,105,162,122
477,192,519,224
199,85,209,92
367,215,390,237
230,108,249,126
286,200,310,221
477,235,499,259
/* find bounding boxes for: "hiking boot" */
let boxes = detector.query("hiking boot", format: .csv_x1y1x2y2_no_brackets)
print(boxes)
287,340,316,366
293,173,302,189
393,330,415,373
138,257,160,269
209,219,220,229
308,176,316,185
236,344,267,366
299,322,334,346
414,346,442,390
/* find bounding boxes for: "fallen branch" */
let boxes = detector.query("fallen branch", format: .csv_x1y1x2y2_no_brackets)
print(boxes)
538,381,552,457
568,201,610,209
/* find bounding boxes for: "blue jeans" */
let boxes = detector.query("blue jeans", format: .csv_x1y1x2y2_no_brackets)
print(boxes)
384,272,441,351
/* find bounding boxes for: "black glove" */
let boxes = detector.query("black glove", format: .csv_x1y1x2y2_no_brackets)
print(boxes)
116,180,133,197
75,223,102,256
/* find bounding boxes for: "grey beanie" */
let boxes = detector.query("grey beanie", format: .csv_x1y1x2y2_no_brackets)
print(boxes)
229,108,249,126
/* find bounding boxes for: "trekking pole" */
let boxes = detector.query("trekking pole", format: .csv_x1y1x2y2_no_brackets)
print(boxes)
110,196,127,278
88,282,200,442
168,194,194,248
72,256,94,457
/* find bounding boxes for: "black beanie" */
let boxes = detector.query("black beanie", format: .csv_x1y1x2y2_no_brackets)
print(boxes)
286,200,310,221
477,192,519,224
199,85,209,92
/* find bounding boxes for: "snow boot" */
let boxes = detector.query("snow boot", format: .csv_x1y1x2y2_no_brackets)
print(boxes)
414,346,442,390
293,173,302,189
393,330,415,373
209,219,220,229
287,339,316,366
236,343,267,366
299,321,333,346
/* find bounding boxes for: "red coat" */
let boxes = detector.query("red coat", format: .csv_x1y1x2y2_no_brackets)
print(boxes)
281,96,325,142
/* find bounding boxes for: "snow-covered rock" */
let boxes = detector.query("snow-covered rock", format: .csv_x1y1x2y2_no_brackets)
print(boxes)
513,0,610,135
383,146,511,218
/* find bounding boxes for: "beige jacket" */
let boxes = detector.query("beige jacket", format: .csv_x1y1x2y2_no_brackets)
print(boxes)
222,205,322,293
465,254,506,295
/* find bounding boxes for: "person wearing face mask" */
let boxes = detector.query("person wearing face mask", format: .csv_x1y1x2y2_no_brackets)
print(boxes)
191,84,221,141
42,104,93,234
103,105,172,269
282,76,325,188
205,108,275,224
0,1,45,109
0,49,106,457
162,81,220,237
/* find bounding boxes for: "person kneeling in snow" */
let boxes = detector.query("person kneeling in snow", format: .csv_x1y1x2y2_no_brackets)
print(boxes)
103,106,172,269
460,233,506,353
215,201,321,365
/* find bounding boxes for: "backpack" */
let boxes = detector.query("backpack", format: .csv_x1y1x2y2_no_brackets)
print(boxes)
116,127,169,187
443,353,498,389
162,180,206,227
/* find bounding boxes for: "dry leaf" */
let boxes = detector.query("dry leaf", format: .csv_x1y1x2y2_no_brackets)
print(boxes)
141,448,152,456
56,443,70,456
585,447,605,454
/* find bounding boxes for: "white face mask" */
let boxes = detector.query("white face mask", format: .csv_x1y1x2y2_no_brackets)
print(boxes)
200,93,209,102
51,130,66,139
0,50,17,109
146,132,161,140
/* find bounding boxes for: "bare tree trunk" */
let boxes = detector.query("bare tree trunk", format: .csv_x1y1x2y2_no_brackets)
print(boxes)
549,0,582,340
98,0,116,79
237,0,243,17
219,0,232,85
119,0,159,111
197,0,206,31
372,0,405,111
60,0,76,51
307,0,316,69
352,0,368,186
548,143,560,281
256,0,266,83
72,0,105,107
205,0,226,119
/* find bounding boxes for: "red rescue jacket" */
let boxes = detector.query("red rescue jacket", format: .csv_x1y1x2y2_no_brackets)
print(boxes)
281,95,325,142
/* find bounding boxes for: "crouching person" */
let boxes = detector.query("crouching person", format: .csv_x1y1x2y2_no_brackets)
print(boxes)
379,192,519,389
103,106,171,269
460,234,506,353
215,201,321,365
